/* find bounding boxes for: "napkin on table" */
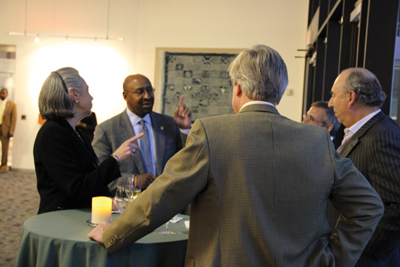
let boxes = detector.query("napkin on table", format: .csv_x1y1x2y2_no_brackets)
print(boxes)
169,216,183,223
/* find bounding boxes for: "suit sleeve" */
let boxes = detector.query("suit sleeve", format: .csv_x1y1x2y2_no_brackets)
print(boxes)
328,139,384,267
92,124,113,164
103,120,209,253
362,130,400,259
38,124,120,200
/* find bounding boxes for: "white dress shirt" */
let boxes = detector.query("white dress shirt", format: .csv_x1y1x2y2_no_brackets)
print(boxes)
340,109,381,148
347,109,381,136
240,100,275,112
0,98,7,115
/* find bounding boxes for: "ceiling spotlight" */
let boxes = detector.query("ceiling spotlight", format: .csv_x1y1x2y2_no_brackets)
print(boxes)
35,34,40,43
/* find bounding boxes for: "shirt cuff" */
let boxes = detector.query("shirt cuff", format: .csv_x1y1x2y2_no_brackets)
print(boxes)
179,128,190,135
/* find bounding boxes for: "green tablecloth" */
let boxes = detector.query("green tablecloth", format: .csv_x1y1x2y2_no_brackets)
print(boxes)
15,209,189,267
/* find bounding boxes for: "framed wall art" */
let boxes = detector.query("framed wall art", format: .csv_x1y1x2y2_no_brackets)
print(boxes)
154,47,244,122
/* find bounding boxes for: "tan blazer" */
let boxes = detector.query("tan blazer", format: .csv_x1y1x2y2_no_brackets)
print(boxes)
1,99,17,137
103,104,383,267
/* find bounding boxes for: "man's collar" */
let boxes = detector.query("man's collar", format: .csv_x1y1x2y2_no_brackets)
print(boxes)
347,109,381,135
239,101,275,112
239,102,279,116
126,108,151,125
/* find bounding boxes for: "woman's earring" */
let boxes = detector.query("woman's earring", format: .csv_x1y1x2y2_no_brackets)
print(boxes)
76,100,79,103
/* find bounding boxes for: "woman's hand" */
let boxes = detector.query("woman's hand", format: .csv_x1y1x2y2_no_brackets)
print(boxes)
113,133,143,162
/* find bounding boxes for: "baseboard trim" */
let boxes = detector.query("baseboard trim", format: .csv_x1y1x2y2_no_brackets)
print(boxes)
9,168,35,173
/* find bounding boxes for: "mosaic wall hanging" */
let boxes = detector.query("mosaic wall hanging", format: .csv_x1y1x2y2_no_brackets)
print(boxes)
162,52,238,121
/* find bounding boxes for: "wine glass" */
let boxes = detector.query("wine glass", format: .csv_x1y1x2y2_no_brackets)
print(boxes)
115,185,134,212
126,175,142,200
159,214,178,235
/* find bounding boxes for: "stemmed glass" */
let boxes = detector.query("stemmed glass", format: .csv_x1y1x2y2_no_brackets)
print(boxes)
159,215,178,235
126,175,142,200
115,185,134,213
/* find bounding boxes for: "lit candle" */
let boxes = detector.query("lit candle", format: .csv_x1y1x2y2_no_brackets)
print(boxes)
91,197,112,224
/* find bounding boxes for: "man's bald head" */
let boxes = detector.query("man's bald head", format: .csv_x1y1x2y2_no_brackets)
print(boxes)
123,74,151,91
122,74,154,118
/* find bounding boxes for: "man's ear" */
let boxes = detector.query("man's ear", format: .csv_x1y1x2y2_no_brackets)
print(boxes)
122,91,128,101
348,90,357,107
326,123,333,133
235,83,243,97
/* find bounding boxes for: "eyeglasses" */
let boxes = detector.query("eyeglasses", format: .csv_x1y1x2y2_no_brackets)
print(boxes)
124,87,156,96
302,114,326,124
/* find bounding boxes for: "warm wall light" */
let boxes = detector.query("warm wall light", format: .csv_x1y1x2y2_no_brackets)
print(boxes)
93,37,98,46
35,34,40,43
27,44,130,127
65,36,69,44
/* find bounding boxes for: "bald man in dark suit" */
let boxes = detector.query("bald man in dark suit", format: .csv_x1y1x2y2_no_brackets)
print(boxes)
328,67,400,267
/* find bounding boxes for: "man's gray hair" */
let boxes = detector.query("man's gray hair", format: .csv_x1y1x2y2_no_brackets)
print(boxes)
39,67,82,120
229,44,288,104
311,101,340,136
342,68,386,107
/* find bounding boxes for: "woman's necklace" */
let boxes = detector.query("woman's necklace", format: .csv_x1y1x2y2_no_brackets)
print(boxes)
75,130,84,143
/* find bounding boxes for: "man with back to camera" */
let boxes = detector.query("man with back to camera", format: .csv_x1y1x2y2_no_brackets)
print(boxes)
92,74,191,192
302,101,341,149
328,67,400,267
89,45,384,267
0,88,17,173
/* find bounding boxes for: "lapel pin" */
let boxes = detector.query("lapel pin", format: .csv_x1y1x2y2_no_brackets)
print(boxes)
160,126,164,130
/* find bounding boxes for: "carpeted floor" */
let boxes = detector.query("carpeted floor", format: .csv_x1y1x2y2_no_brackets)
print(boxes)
0,170,39,267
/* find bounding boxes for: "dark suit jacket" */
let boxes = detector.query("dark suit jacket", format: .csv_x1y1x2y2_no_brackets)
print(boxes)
34,119,121,214
338,111,400,266
103,104,383,267
92,110,185,191
332,138,340,150
1,99,17,136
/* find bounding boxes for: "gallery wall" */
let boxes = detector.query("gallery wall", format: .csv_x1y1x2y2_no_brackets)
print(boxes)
0,0,309,170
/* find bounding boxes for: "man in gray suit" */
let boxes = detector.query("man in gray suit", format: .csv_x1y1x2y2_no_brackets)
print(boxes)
89,45,384,267
92,74,191,191
328,68,400,267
